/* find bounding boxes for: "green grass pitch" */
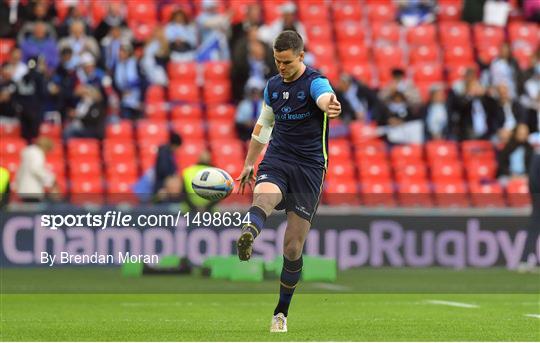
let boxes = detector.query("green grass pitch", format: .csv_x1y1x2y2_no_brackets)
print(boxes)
1,268,539,341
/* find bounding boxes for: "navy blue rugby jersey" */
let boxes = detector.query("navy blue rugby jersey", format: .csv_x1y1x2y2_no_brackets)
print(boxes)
262,66,334,169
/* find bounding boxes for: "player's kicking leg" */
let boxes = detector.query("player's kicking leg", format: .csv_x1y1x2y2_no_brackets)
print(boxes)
271,211,311,333
237,182,282,261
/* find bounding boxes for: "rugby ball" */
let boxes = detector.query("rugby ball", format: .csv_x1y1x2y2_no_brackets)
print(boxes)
191,167,235,201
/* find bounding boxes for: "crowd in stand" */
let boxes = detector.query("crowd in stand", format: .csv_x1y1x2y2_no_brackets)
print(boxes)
0,0,540,203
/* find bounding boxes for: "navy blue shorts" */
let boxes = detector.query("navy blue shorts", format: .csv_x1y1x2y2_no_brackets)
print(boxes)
255,157,325,223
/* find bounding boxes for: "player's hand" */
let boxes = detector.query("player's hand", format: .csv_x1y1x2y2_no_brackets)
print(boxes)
327,94,341,118
236,165,255,194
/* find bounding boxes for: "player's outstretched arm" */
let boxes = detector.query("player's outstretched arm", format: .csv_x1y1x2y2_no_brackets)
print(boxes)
236,103,275,193
316,93,342,119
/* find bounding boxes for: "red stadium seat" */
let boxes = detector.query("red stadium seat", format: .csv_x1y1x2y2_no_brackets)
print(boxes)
208,120,236,140
367,3,396,22
129,21,156,42
310,41,336,63
444,45,474,64
374,45,404,68
506,178,530,207
168,62,198,81
69,161,102,177
171,105,203,120
1,155,19,177
103,139,136,162
105,160,138,179
335,22,365,44
431,161,464,182
439,22,471,47
358,160,391,180
371,22,401,43
446,62,478,83
391,144,424,165
1,138,26,158
406,24,437,46
470,182,505,207
332,2,363,22
342,62,374,86
0,122,20,138
39,123,62,140
70,177,104,204
412,63,443,83
426,140,459,162
171,120,204,140
213,158,243,178
338,43,369,63
461,140,495,162
106,177,138,205
513,44,536,69
145,85,165,102
509,22,539,48
210,139,244,160
327,160,356,181
354,139,387,160
394,162,428,183
262,0,286,23
437,0,463,21
136,120,168,143
145,102,169,121
409,45,440,64
176,140,207,170
328,140,352,162
203,61,230,81
127,1,157,23
477,44,501,65
361,180,395,206
207,104,235,120
299,1,329,23
306,23,333,42
169,81,200,103
397,181,433,207
433,182,469,207
473,24,505,47
350,121,380,144
203,81,231,104
0,39,15,63
67,139,100,159
324,180,359,205
465,160,497,182
106,120,133,140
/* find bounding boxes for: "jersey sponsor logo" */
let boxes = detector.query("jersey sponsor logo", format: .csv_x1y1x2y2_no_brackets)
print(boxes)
295,205,311,217
297,91,306,101
272,92,278,100
281,106,292,113
257,174,269,182
282,91,289,99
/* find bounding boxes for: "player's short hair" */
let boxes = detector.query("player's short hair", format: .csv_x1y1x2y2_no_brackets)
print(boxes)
273,30,304,55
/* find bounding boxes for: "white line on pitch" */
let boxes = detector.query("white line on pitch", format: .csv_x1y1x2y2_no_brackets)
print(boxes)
524,314,540,319
426,300,479,308
312,283,352,291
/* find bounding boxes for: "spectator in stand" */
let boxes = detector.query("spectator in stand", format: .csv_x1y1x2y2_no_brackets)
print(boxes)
20,0,56,23
154,131,182,194
7,48,28,82
495,83,526,145
57,4,92,38
166,8,197,62
235,78,265,141
195,0,231,61
142,26,169,86
113,43,143,119
13,57,47,142
423,85,451,140
0,0,23,38
258,2,307,47
379,68,422,110
489,43,521,99
94,2,127,42
377,91,417,127
76,52,106,90
63,85,106,140
19,21,59,70
58,20,100,66
335,73,382,123
101,24,131,71
230,2,263,52
396,0,436,27
49,47,78,120
0,63,17,119
462,0,486,23
521,59,540,119
14,136,57,202
497,123,533,179
231,34,276,103
451,67,478,97
451,81,503,141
